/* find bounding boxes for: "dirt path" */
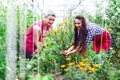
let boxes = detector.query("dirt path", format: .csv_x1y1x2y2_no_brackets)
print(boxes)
53,71,64,80
55,75,64,80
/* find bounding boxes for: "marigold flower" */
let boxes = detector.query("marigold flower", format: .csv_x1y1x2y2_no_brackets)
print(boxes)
79,67,87,71
82,58,90,62
86,58,90,61
79,62,86,66
22,27,26,34
65,57,71,61
72,26,75,29
62,30,67,33
92,64,99,67
60,64,66,68
63,19,68,24
46,33,50,36
76,64,80,67
67,62,75,66
88,66,95,72
64,68,68,71
52,29,58,34
57,37,61,40
58,22,63,27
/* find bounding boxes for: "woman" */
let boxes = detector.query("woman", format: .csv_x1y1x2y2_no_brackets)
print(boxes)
61,15,111,56
25,10,56,59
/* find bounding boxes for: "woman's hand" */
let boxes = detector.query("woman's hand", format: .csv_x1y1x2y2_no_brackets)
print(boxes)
60,50,70,55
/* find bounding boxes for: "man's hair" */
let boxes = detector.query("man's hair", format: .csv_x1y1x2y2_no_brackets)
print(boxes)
44,10,56,17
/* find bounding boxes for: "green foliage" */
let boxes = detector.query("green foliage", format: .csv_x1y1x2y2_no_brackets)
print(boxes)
106,0,120,51
0,52,6,80
0,1,6,80
28,73,54,80
104,0,120,71
0,0,120,80
64,67,91,80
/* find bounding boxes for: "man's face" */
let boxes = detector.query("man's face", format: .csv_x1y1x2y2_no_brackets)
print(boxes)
46,16,55,26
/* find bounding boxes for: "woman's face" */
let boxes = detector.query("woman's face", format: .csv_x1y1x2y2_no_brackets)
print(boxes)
74,19,82,30
46,16,55,26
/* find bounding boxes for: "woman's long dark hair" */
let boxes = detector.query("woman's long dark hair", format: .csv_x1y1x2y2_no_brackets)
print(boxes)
73,15,88,53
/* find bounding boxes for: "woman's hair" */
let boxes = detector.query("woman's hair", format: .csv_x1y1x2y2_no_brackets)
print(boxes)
73,15,88,53
44,10,56,17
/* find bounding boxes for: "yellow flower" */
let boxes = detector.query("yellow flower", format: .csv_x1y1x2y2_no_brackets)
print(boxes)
79,67,87,71
90,68,95,72
79,67,84,70
72,26,75,29
57,37,61,40
76,64,80,67
21,27,26,34
46,33,50,36
87,66,91,69
92,64,99,67
63,19,68,24
88,66,95,72
82,58,90,62
79,62,86,66
58,22,63,27
57,38,64,42
16,76,20,80
67,62,75,66
86,58,90,61
60,64,66,68
64,68,68,71
65,57,71,61
62,30,67,33
53,29,58,34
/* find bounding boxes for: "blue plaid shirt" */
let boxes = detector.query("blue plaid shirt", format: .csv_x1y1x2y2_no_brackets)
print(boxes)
85,22,105,46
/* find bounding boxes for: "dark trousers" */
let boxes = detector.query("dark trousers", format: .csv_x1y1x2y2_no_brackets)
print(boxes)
26,52,33,60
